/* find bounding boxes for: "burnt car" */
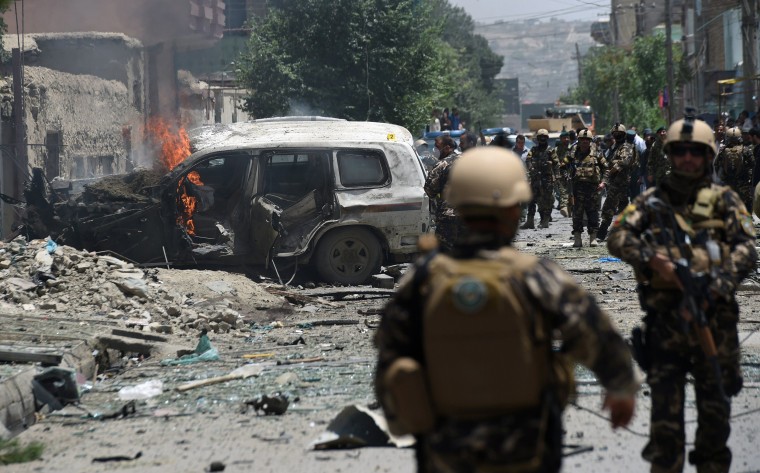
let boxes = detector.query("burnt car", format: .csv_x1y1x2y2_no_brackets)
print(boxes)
23,118,432,285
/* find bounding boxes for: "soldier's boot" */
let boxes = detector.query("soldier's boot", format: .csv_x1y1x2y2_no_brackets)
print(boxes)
520,215,535,230
596,219,611,241
572,232,583,248
559,207,569,217
540,215,550,228
589,231,599,247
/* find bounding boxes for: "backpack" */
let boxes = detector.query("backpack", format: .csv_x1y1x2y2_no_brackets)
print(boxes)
421,248,554,419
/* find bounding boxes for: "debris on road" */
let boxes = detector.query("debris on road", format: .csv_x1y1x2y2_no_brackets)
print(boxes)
311,405,414,449
175,364,265,392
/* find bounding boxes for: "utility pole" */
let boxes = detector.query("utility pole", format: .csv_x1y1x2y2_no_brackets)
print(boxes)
741,0,758,111
665,0,675,123
12,48,27,194
574,43,582,85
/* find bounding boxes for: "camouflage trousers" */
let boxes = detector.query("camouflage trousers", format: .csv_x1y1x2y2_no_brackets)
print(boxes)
571,181,600,234
416,404,563,473
434,213,467,253
600,182,630,223
641,301,741,473
527,185,555,221
555,176,569,210
737,185,753,213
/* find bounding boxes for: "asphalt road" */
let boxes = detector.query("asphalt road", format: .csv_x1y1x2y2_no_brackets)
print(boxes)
4,205,760,473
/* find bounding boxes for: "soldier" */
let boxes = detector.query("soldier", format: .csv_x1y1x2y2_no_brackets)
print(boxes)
375,146,638,473
522,129,557,229
607,118,757,473
552,130,572,217
567,129,607,247
715,127,754,211
597,124,638,241
647,126,669,187
424,135,466,252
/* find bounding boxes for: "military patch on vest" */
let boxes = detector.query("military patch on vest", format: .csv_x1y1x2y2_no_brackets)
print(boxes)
614,204,637,227
738,210,756,236
451,277,489,313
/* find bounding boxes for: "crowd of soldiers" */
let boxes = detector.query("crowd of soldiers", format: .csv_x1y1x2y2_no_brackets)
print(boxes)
377,116,759,473
423,120,758,251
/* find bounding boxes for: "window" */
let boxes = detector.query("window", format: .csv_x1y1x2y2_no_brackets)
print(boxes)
336,151,388,187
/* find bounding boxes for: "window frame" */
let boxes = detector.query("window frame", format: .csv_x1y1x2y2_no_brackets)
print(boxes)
334,148,391,189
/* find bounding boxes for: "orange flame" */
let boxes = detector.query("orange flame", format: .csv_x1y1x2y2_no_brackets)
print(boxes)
176,171,205,236
144,118,201,234
145,117,191,171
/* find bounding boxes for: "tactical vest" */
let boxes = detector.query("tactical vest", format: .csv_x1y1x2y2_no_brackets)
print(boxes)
642,186,732,290
421,248,552,419
720,146,745,181
526,148,554,183
573,151,601,183
608,143,634,183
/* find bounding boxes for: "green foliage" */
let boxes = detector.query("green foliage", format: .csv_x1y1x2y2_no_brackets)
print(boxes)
238,0,449,131
563,34,689,132
237,0,503,132
0,438,44,465
426,0,504,128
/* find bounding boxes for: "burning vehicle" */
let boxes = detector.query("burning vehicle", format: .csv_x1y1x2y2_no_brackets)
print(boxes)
18,118,432,285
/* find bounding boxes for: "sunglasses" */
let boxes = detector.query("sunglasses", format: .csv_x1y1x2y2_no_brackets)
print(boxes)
669,144,707,157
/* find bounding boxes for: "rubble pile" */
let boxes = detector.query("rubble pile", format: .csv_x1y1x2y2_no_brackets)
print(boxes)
80,169,164,203
0,235,266,335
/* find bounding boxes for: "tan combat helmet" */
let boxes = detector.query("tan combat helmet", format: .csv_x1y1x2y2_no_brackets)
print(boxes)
577,129,593,139
611,123,626,133
536,128,549,137
725,126,742,144
664,118,718,158
444,147,532,213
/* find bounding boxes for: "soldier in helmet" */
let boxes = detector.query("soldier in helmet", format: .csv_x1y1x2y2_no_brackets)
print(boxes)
566,129,608,247
647,126,670,187
375,146,638,473
715,126,755,211
424,135,467,252
552,130,572,217
522,129,557,229
608,118,757,473
597,124,639,241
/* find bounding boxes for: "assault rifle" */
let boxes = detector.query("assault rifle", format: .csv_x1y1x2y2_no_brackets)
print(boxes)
644,195,728,402
566,157,576,214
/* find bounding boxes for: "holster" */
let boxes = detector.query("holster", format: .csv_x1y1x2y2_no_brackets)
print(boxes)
630,326,650,373
382,357,435,436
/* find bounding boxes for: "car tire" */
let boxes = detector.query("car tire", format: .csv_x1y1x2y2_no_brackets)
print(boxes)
314,227,382,285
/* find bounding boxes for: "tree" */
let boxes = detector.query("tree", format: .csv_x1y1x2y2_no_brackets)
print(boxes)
563,34,690,131
238,0,450,132
428,0,505,128
0,0,12,62
237,0,504,132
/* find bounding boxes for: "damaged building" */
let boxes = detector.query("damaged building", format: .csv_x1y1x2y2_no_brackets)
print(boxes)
0,0,248,238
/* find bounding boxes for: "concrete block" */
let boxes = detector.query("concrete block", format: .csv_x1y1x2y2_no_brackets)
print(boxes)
371,274,395,289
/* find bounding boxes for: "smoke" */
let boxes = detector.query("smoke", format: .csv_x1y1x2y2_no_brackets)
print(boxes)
288,99,323,117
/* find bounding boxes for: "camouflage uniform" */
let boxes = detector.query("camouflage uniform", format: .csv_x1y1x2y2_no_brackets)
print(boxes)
524,145,558,227
607,178,757,473
598,141,638,239
647,138,670,187
715,142,755,212
424,156,467,252
375,232,639,473
567,142,607,235
551,141,571,212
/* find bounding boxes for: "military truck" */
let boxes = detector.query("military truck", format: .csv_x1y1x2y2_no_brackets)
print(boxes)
527,104,595,135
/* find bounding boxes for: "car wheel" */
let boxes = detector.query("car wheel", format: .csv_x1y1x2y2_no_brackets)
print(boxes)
315,227,382,285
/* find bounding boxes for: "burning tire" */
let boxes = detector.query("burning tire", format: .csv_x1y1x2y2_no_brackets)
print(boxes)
314,227,381,285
